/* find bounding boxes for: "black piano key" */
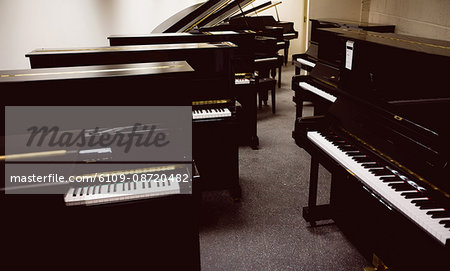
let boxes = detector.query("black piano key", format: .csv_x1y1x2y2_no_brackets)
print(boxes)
419,203,442,210
331,141,348,146
427,211,450,219
362,163,382,168
369,169,393,176
347,152,366,157
412,199,432,205
324,135,340,140
381,177,404,183
401,191,427,198
388,183,415,191
439,220,450,228
337,145,354,150
352,157,375,163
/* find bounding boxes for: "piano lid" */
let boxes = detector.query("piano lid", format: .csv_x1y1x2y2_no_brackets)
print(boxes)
228,1,273,20
197,0,255,28
311,18,396,31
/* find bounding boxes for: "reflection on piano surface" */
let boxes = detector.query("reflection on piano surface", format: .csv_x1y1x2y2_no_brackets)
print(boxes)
292,29,450,270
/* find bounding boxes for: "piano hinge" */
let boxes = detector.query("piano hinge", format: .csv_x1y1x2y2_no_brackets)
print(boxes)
317,77,337,89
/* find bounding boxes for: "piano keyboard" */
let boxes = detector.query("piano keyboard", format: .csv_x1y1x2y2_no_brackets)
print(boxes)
254,57,278,63
307,130,450,246
284,33,296,38
235,78,251,85
65,178,180,206
192,108,231,120
296,58,316,68
299,82,337,102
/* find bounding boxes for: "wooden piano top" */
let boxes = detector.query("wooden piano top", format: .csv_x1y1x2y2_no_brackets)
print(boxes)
0,61,194,83
26,42,237,56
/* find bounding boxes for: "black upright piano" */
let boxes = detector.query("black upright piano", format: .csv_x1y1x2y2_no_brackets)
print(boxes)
1,62,201,270
293,30,450,270
26,42,242,198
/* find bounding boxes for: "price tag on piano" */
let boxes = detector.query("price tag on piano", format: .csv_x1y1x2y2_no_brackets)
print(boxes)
345,40,354,70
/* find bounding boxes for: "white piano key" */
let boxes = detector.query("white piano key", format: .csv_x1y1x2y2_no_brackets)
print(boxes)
254,57,278,62
296,58,316,68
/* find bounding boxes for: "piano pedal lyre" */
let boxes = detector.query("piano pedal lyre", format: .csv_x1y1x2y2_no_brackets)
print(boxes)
363,254,389,271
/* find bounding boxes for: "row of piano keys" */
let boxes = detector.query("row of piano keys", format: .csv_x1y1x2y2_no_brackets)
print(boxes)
291,23,450,271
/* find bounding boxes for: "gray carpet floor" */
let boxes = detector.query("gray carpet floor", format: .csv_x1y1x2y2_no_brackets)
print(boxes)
199,64,370,271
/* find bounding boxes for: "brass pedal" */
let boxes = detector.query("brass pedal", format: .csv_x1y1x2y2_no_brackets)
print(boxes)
363,254,389,271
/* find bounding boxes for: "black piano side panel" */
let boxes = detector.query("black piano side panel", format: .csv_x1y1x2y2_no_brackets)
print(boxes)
193,118,239,196
1,192,200,270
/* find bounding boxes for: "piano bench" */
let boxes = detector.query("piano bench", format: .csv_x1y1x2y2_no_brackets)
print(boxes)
257,77,277,114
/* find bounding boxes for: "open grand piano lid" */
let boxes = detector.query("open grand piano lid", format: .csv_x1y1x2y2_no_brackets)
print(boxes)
152,0,228,33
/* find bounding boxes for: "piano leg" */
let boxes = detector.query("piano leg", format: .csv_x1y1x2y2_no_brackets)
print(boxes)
236,83,259,149
278,65,282,88
284,40,290,66
302,157,332,226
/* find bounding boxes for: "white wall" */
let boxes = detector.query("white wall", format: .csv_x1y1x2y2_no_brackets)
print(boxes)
0,0,306,70
368,0,450,41
0,0,202,70
309,0,362,21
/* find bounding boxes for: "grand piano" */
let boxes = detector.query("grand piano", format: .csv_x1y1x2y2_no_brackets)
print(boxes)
292,30,450,270
0,62,201,270
26,42,242,198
